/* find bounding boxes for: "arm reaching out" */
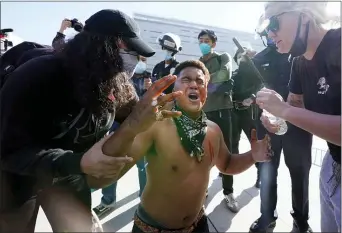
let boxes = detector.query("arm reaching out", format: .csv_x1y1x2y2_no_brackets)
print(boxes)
287,92,304,108
257,88,341,146
215,128,271,175
87,123,155,188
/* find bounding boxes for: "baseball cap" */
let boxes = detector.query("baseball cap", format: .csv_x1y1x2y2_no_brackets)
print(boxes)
84,9,155,57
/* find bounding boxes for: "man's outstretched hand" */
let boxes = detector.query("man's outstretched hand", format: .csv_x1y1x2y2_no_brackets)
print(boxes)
124,74,183,134
250,129,272,162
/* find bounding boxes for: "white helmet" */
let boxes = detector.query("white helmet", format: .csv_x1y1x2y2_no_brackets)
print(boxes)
156,32,182,54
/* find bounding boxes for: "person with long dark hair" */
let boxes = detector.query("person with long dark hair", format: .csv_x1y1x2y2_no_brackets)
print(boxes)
0,9,181,232
255,2,341,232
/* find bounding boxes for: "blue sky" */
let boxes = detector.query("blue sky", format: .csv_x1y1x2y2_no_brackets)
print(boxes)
1,1,340,45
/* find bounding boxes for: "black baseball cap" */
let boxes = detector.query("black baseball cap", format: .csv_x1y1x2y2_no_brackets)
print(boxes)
84,9,155,57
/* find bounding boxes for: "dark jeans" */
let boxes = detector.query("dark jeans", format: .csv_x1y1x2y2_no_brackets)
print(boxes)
132,215,210,233
231,107,260,176
231,107,256,153
206,109,234,195
256,122,312,223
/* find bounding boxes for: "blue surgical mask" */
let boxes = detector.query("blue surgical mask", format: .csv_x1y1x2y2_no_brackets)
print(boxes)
135,61,147,74
199,43,211,55
266,37,275,46
165,50,173,60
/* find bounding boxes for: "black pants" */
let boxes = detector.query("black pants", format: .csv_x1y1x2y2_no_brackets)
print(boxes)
256,123,312,223
231,107,256,153
206,109,235,195
231,107,260,178
132,215,210,233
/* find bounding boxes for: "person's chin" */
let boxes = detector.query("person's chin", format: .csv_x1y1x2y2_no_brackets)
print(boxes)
276,44,289,54
186,103,202,112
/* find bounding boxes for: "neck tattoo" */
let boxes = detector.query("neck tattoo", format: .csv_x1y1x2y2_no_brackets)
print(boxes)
172,104,208,162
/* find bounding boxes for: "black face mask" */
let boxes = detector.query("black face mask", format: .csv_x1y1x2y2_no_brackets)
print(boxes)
289,15,310,57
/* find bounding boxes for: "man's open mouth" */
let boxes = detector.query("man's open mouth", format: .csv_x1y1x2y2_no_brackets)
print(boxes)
188,93,199,101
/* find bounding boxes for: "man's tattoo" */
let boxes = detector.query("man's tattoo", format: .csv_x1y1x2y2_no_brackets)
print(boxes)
287,93,304,108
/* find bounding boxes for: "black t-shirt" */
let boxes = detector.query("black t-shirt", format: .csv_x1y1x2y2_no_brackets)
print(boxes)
152,59,179,94
289,28,341,164
0,55,114,209
232,64,263,102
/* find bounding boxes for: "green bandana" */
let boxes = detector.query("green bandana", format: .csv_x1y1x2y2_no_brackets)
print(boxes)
172,104,208,162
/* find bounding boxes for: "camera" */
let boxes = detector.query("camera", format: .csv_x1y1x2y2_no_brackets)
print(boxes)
70,18,83,32
0,28,14,53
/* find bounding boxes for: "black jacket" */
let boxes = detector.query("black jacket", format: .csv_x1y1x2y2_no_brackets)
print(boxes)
252,46,291,100
151,59,179,94
0,55,114,210
232,46,290,102
252,46,292,139
52,32,66,51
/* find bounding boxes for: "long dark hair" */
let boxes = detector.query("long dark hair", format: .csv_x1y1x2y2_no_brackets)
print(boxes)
58,31,137,118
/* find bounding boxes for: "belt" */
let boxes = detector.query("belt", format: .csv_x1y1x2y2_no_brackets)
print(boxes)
133,208,205,233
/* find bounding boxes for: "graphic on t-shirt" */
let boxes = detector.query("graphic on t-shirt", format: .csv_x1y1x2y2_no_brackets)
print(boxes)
317,77,330,95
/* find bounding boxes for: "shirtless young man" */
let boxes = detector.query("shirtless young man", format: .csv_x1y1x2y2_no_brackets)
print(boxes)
118,60,271,233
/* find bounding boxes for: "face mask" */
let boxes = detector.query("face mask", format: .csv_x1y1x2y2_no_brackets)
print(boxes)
266,37,275,46
165,50,173,60
199,43,211,55
289,15,310,57
135,61,147,74
119,49,138,78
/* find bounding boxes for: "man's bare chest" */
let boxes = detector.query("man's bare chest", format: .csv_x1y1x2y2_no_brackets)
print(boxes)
148,122,219,176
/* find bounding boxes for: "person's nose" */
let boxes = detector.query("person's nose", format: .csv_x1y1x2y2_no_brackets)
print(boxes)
189,81,198,89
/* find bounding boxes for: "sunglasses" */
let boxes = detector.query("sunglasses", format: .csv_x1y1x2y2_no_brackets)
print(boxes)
257,12,287,36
